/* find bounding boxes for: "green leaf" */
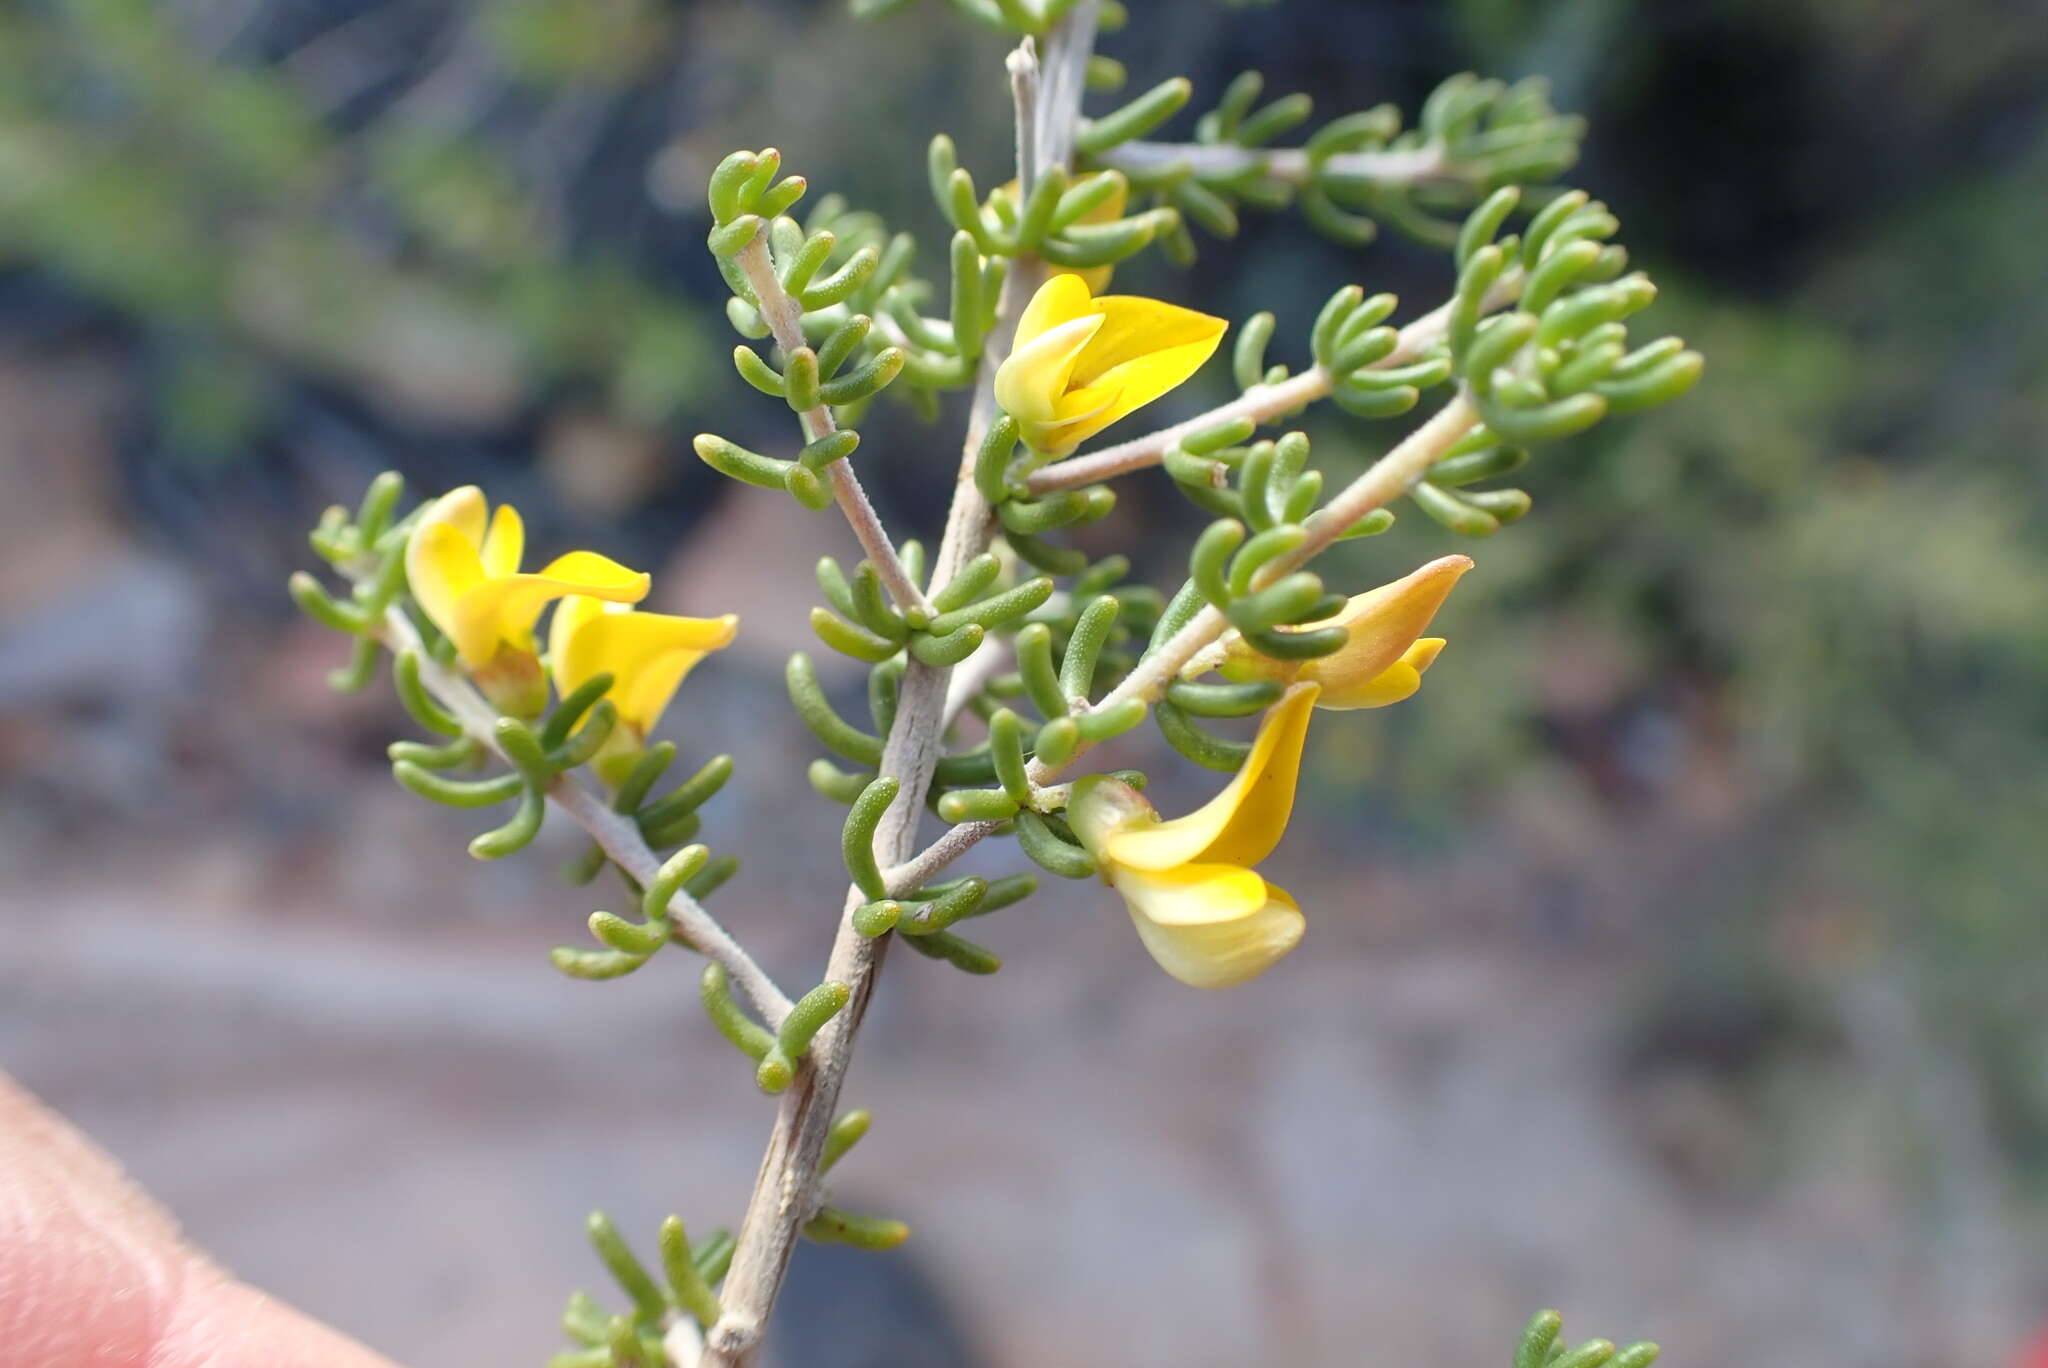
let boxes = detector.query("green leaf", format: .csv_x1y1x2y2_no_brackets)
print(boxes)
787,653,884,764
659,1216,722,1328
778,980,852,1060
393,762,522,808
841,776,902,898
585,1212,667,1325
1015,809,1096,877
802,1204,911,1248
700,963,775,1063
1059,595,1122,700
895,928,1001,975
1076,78,1194,156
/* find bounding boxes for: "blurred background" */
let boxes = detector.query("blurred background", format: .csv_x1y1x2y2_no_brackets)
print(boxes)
1,0,2044,1364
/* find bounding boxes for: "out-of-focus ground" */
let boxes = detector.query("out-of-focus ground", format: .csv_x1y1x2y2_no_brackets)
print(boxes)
3,1,2047,1365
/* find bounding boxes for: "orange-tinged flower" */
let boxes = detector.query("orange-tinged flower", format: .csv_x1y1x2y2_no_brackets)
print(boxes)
1221,554,1470,709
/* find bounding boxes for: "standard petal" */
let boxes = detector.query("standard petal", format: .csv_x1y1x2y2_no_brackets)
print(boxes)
480,503,525,577
1011,273,1096,350
1092,338,1223,436
404,520,485,644
1102,680,1319,871
1116,866,1305,988
1072,296,1228,384
1319,637,1445,710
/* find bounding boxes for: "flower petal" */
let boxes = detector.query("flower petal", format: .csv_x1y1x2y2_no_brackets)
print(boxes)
1011,273,1096,351
418,486,488,546
480,503,525,577
1312,553,1467,680
1052,381,1120,426
1221,554,1470,694
1113,861,1267,924
1064,330,1227,445
547,594,612,695
1071,295,1228,386
532,550,652,600
1319,637,1445,710
404,520,485,645
1114,865,1305,988
553,603,738,733
450,552,649,666
995,314,1103,434
1102,680,1319,871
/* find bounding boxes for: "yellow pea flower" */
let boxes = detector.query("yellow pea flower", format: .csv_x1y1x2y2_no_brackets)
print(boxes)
1220,554,1471,709
549,596,739,784
1067,682,1319,988
998,174,1128,293
406,486,649,713
993,274,1227,456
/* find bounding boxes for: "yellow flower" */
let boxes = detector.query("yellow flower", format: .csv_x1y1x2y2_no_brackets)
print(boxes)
1067,682,1319,987
549,596,738,782
993,274,1226,455
999,174,1128,293
1220,554,1471,709
406,486,650,671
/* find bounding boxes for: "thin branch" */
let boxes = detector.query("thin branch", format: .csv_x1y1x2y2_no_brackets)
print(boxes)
732,237,933,616
882,816,1002,897
885,389,1485,887
1025,270,1521,495
372,606,795,1028
1095,139,1448,187
1030,366,1331,494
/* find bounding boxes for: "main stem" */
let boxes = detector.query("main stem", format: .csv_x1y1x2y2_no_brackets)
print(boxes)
700,12,1100,1365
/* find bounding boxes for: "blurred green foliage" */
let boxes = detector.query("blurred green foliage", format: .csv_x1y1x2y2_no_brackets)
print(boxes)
0,0,714,435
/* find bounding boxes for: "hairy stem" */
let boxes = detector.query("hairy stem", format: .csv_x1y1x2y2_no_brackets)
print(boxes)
372,606,795,1026
1096,139,1448,187
699,11,1100,1365
733,236,933,616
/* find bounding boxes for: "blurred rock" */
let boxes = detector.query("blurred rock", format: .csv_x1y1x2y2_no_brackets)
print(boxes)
539,407,671,519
